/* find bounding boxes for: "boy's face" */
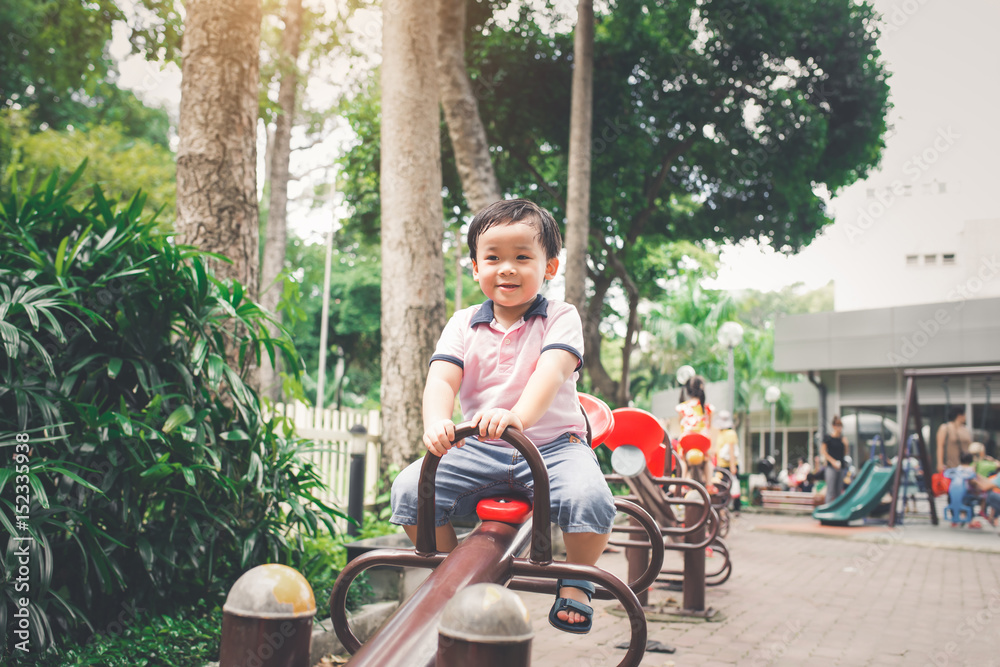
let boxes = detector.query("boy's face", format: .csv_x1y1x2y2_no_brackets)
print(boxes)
471,221,558,322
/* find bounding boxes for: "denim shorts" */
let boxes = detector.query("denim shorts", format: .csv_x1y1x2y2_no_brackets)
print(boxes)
390,432,616,534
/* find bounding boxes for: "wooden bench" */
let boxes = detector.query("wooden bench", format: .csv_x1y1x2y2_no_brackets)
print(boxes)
760,490,824,512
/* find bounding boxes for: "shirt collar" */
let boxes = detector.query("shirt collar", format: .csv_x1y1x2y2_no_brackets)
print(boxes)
470,295,549,327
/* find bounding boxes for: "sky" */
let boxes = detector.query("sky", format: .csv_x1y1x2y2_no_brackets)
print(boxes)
113,0,1000,291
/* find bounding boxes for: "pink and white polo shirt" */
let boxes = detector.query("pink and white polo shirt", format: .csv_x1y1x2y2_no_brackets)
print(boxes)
430,295,587,447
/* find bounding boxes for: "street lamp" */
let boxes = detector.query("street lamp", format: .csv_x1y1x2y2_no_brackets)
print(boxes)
717,322,744,416
765,385,781,460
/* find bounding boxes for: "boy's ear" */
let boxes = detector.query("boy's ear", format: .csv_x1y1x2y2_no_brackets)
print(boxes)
544,256,559,280
471,258,480,281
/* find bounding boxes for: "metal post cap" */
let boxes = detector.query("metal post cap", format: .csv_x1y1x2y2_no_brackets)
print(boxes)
223,564,316,619
438,583,533,643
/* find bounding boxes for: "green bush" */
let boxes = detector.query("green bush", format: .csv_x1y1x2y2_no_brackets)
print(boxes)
8,604,222,667
0,166,345,656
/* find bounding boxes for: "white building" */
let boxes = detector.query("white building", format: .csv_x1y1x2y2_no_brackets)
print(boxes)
651,0,1000,473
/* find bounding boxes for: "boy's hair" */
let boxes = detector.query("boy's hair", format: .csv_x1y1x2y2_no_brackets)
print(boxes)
960,452,974,465
467,199,562,261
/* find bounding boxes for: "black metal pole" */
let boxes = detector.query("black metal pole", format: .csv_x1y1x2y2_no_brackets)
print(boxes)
347,424,367,537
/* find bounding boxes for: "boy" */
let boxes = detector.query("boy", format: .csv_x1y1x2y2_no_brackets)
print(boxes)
390,199,615,634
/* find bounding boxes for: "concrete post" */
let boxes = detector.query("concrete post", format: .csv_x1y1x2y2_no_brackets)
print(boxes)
437,583,533,667
220,564,316,667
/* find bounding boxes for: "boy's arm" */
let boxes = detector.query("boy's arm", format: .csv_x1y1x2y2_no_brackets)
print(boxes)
423,360,463,457
473,348,578,440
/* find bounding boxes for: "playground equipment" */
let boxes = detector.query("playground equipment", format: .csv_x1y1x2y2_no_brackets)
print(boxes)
942,466,979,526
812,459,896,525
328,416,666,667
597,407,732,614
889,366,1000,527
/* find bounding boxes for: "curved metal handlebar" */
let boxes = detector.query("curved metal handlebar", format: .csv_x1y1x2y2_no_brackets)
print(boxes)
416,424,552,563
328,549,448,653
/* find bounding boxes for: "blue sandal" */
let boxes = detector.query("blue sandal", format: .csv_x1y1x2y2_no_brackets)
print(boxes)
548,578,595,634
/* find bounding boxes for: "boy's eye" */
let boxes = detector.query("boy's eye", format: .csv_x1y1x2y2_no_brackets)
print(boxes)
485,255,499,261
518,255,531,261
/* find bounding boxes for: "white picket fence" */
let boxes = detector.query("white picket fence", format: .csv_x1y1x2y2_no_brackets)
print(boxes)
273,402,382,530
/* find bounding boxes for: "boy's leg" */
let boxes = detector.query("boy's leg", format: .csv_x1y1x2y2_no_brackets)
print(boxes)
401,524,459,552
390,440,515,551
560,531,611,624
527,434,616,627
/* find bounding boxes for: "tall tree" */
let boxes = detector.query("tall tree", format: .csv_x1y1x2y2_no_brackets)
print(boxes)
176,0,262,298
437,0,501,214
259,0,305,400
562,0,594,314
467,0,889,405
380,0,446,468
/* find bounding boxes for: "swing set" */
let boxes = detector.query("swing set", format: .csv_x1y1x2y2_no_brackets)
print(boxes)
888,365,999,527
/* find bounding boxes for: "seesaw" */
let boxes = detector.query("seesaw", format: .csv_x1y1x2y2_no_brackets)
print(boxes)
328,414,665,666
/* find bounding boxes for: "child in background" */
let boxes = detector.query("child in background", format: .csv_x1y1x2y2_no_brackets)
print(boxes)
969,441,999,478
389,199,615,634
676,375,716,492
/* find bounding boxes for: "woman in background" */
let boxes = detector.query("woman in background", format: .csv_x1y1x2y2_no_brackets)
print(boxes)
821,415,849,503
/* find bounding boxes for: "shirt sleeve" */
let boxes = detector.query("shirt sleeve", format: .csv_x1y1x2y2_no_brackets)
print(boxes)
429,308,468,369
540,302,584,371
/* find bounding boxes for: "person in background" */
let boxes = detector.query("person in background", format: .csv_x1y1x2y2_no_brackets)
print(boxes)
791,457,813,491
821,415,849,503
714,410,741,511
969,441,998,478
936,407,972,472
676,375,715,492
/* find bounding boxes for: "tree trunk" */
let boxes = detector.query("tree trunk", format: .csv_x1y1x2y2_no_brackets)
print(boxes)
562,0,594,314
177,0,262,378
583,271,620,403
259,0,304,401
609,251,639,407
437,0,501,214
454,233,464,311
381,0,446,469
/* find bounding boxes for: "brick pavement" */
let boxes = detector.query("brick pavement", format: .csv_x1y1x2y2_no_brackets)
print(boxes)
519,512,1000,666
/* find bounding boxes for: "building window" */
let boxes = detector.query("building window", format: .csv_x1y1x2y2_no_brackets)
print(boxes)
866,188,875,199
903,184,912,196
938,182,947,194
942,253,956,265
906,254,919,266
924,254,937,265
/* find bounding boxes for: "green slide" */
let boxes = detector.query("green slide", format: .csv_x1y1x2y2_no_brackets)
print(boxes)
813,459,897,525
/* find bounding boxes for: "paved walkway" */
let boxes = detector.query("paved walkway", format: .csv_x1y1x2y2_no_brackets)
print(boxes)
519,511,1000,666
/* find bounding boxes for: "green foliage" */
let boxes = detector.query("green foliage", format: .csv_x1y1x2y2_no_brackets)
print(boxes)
336,0,889,400
632,274,829,418
7,604,222,667
0,0,122,131
2,109,176,221
284,234,382,408
0,168,344,654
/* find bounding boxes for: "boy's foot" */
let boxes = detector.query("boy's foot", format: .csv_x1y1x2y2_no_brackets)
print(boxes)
549,579,594,634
